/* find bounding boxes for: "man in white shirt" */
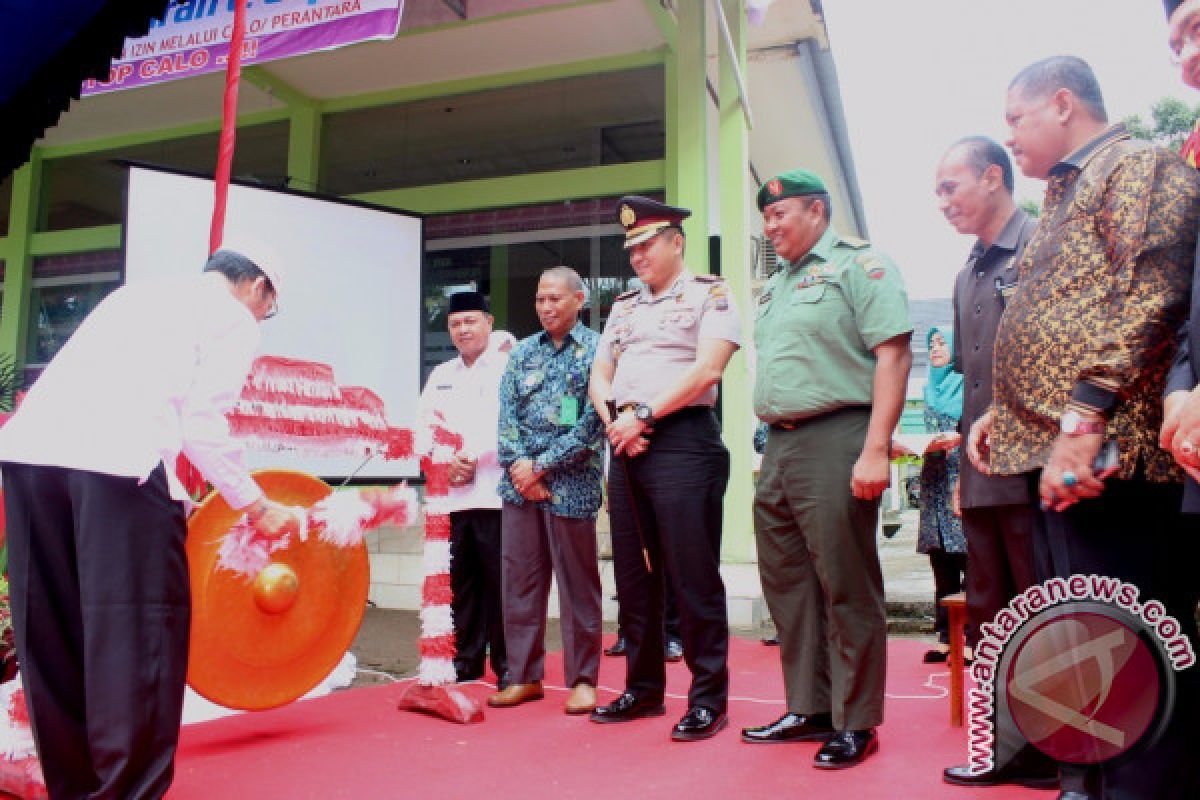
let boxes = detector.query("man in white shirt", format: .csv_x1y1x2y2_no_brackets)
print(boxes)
0,245,301,800
416,291,510,688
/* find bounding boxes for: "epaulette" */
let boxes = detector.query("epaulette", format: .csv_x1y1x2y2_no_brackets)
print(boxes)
615,288,639,301
692,274,723,283
839,235,869,249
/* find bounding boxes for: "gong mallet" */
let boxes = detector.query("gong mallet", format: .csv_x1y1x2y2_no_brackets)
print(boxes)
606,399,653,574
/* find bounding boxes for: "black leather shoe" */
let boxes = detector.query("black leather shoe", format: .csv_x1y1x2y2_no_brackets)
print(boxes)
943,763,1058,789
813,729,878,769
923,648,950,664
589,691,666,724
604,636,628,657
741,712,834,744
671,706,728,741
664,638,684,662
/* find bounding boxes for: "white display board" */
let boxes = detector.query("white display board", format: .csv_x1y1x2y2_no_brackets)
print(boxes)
124,164,423,480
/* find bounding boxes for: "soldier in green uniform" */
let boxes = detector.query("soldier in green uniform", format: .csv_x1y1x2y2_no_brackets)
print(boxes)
742,170,912,769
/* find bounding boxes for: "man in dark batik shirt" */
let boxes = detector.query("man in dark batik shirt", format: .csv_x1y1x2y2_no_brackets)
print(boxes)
968,56,1200,800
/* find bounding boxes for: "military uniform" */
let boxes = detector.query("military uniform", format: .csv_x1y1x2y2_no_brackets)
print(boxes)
754,218,912,733
596,200,742,719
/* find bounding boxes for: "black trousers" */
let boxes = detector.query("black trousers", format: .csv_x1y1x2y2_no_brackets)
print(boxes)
928,551,967,644
449,509,507,682
961,503,1044,649
608,407,730,713
3,462,190,800
1034,474,1200,800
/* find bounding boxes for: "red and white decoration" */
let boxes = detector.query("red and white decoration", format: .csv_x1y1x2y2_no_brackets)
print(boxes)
228,356,413,460
215,483,419,578
0,677,47,800
397,412,484,724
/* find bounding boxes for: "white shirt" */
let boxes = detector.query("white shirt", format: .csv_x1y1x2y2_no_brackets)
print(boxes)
416,347,507,513
0,273,264,509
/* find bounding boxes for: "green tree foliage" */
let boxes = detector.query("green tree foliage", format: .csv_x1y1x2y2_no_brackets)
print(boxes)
1123,97,1200,152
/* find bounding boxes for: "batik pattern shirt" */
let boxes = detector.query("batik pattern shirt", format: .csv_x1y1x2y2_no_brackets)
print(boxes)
991,125,1200,480
497,321,604,519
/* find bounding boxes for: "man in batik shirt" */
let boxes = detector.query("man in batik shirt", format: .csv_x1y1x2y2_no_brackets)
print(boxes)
490,266,605,715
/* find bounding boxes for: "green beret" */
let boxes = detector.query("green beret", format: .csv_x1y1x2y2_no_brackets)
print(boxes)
757,169,828,211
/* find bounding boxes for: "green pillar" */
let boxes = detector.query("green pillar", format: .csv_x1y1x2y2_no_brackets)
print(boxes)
0,152,43,370
287,104,322,193
716,0,755,563
489,244,509,329
665,1,708,274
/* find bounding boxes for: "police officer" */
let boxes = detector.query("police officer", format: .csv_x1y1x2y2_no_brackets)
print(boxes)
743,170,912,769
588,196,741,741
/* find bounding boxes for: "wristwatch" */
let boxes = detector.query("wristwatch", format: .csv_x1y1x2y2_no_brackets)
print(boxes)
634,403,655,425
1060,409,1105,436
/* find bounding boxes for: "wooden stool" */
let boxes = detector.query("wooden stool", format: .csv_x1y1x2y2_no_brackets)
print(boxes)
941,591,968,727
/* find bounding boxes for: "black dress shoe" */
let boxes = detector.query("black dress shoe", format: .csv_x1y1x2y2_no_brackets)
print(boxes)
923,648,950,664
604,636,628,657
589,691,666,724
664,638,684,662
671,706,728,741
943,762,1058,789
813,729,878,769
741,712,834,744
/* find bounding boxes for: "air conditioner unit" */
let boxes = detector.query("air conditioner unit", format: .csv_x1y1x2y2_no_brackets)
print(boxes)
752,234,780,280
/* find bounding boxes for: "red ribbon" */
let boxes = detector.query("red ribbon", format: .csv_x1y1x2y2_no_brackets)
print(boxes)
209,0,249,255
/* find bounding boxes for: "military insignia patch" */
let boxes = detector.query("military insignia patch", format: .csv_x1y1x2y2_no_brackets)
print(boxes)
767,178,783,196
619,204,637,228
859,256,886,280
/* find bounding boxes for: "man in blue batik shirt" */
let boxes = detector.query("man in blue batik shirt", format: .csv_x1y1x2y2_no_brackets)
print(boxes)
489,266,606,715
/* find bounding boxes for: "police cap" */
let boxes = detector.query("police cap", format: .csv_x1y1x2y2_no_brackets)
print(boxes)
617,195,691,248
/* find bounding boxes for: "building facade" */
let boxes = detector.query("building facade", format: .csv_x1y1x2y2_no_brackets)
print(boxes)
0,0,865,623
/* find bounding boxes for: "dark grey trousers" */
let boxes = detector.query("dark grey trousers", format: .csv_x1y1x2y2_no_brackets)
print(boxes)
501,501,602,687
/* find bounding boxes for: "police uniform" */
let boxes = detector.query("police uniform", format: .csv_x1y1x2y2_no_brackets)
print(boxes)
752,172,912,738
596,197,742,721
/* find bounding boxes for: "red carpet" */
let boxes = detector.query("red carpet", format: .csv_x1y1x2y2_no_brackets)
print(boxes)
169,636,1051,799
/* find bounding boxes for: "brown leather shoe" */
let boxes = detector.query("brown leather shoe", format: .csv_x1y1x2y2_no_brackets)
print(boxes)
564,683,597,715
487,681,543,708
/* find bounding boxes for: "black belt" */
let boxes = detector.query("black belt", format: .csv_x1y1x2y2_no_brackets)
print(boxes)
769,405,870,430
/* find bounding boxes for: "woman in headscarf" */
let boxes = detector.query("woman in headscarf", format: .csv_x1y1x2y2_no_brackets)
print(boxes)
917,325,966,663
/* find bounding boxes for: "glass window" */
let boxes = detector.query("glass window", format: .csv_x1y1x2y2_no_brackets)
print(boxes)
39,121,289,231
423,231,634,382
26,251,122,366
321,66,665,196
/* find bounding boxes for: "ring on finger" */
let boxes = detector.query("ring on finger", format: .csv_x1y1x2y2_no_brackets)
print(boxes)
1061,470,1078,488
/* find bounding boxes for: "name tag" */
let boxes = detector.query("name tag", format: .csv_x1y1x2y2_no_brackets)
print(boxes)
560,396,579,426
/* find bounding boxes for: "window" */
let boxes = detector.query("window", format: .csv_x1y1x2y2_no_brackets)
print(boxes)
423,229,635,381
38,122,289,231
25,251,122,367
